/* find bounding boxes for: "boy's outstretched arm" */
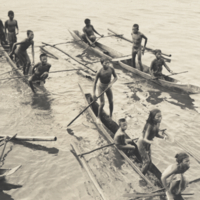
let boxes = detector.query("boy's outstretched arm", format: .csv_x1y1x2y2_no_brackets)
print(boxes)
31,41,35,66
163,61,173,73
142,34,148,53
16,20,19,34
92,26,103,37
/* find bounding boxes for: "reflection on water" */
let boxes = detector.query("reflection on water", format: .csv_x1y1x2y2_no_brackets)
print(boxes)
31,93,52,111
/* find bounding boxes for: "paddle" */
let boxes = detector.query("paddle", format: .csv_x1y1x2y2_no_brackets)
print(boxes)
108,28,172,57
76,36,103,57
78,143,115,157
152,71,188,80
0,75,30,81
0,135,57,141
49,69,80,74
49,34,123,47
66,80,117,128
42,42,97,73
123,192,194,199
151,176,200,194
0,134,17,162
0,68,20,76
112,54,171,63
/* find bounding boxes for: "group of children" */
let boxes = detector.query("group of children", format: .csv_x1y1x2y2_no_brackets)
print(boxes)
92,57,189,199
0,11,51,93
114,110,190,200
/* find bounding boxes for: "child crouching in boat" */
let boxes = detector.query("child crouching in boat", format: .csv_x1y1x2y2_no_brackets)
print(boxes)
29,53,51,93
161,152,190,200
114,118,142,161
137,109,166,176
150,49,173,80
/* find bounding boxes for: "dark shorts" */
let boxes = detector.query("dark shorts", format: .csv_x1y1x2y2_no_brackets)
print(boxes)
153,73,165,80
29,74,41,82
15,49,30,69
7,32,17,44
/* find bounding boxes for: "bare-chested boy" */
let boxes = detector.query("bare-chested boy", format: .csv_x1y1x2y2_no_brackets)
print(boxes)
150,49,173,80
161,152,190,200
82,19,103,46
93,57,117,121
29,53,51,93
10,30,34,75
131,24,147,71
5,11,19,51
114,118,142,161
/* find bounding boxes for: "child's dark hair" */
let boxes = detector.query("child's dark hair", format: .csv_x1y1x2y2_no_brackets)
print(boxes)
142,109,161,136
118,118,126,125
85,18,90,24
175,152,189,164
40,53,47,60
27,30,33,36
155,49,162,54
8,10,14,16
100,57,110,64
133,24,139,29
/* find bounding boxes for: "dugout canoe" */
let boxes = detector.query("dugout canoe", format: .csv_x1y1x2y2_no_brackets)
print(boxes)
78,84,165,192
69,30,200,94
0,42,45,93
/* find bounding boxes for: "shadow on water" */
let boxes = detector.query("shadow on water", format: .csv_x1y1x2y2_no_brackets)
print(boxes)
0,180,22,200
31,93,52,111
11,141,59,155
125,72,197,111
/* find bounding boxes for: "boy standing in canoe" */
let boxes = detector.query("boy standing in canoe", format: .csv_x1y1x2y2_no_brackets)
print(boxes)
82,18,104,46
29,53,51,93
10,30,34,75
150,49,173,80
131,24,147,71
5,11,19,51
93,57,117,122
161,152,190,200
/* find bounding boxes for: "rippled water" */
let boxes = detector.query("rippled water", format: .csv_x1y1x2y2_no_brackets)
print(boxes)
0,0,200,199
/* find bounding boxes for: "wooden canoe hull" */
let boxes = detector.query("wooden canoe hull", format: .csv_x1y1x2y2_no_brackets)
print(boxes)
69,30,200,94
79,84,163,191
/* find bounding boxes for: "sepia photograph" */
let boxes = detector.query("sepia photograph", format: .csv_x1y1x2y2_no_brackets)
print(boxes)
0,0,199,199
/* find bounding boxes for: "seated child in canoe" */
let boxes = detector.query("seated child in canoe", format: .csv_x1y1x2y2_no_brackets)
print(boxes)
82,18,103,46
114,118,142,161
150,49,173,80
161,152,190,200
